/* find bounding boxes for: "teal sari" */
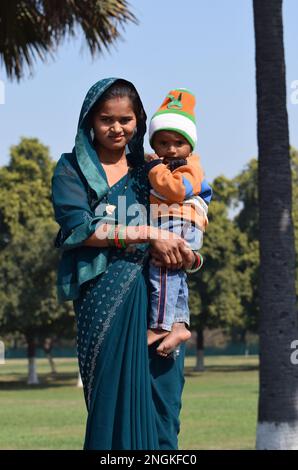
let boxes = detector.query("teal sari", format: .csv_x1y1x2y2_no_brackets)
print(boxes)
52,78,185,450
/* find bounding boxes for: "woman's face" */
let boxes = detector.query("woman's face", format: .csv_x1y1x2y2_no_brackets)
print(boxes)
92,97,137,151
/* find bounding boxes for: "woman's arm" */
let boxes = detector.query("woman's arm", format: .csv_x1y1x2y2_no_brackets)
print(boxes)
83,223,195,270
83,223,152,247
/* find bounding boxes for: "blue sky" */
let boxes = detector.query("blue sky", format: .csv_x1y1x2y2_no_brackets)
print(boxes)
0,0,297,182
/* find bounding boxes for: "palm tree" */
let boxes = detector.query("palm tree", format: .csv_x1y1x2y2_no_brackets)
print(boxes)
0,0,136,80
253,0,298,449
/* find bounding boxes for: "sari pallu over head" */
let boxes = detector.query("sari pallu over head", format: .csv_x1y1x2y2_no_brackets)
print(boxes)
51,78,148,303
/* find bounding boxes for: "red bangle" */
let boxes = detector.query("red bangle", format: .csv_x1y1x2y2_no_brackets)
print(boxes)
196,253,203,268
186,252,204,273
195,253,203,268
114,226,122,249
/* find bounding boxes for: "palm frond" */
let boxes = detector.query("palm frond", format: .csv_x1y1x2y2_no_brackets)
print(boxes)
0,0,137,80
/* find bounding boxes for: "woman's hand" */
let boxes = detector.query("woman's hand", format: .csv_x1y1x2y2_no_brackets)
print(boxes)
150,244,195,270
149,228,195,270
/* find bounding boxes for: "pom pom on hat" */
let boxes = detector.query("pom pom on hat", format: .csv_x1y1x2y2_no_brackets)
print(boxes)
149,88,197,150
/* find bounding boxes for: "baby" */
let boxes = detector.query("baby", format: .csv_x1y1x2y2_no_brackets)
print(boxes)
145,88,212,357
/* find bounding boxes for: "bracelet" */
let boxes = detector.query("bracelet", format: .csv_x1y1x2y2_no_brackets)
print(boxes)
107,224,127,249
113,225,128,249
114,225,122,249
186,252,203,274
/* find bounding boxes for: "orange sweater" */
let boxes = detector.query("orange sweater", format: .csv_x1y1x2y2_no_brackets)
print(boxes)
145,154,208,230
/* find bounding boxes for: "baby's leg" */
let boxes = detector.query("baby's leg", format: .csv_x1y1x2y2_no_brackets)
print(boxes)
147,263,177,346
147,328,169,346
157,271,191,356
147,222,184,346
156,322,191,357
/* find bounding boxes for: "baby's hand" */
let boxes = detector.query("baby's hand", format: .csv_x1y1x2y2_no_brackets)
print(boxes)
145,153,161,162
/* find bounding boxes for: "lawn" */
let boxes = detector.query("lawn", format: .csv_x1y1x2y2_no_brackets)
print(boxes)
0,355,258,450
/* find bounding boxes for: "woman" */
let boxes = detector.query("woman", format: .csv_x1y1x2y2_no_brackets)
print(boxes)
51,78,198,450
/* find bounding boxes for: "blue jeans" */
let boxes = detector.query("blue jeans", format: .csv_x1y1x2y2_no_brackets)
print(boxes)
149,218,203,331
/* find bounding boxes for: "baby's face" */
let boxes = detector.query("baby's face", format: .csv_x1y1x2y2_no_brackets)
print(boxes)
152,130,192,165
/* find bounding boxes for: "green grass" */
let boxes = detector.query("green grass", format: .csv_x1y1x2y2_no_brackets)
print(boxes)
181,356,258,450
0,355,258,450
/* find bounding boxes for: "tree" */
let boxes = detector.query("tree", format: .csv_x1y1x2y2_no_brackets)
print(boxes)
0,138,74,384
0,0,136,80
253,0,298,449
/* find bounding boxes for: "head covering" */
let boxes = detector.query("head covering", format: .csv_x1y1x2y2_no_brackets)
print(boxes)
149,88,197,150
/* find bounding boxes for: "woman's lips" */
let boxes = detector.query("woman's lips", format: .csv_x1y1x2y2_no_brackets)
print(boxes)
109,135,124,141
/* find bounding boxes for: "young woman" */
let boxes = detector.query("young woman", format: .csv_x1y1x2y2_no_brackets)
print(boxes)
51,78,197,450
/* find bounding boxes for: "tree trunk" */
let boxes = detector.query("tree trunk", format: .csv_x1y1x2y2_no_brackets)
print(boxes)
253,0,298,449
43,337,57,376
194,326,205,372
46,354,57,376
27,335,39,385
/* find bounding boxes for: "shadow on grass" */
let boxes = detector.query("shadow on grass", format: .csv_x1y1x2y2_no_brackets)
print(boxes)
0,372,78,390
184,363,259,377
1,364,259,387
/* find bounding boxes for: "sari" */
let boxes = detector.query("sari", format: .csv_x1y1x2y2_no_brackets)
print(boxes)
52,78,186,450
73,169,186,449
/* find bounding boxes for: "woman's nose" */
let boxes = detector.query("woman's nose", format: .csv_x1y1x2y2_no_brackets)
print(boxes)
111,122,122,133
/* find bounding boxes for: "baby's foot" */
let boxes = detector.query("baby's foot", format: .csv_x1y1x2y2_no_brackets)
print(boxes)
147,328,169,346
156,323,191,358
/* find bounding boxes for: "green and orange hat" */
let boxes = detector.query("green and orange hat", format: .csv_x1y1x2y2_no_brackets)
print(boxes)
149,88,197,150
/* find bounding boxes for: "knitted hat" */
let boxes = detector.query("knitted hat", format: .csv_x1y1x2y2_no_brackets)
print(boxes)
149,88,197,150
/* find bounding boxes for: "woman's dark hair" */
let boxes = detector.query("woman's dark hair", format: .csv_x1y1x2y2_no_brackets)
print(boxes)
91,79,146,130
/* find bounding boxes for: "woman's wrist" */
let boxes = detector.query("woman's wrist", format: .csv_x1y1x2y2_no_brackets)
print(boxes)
185,251,204,273
107,224,127,249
